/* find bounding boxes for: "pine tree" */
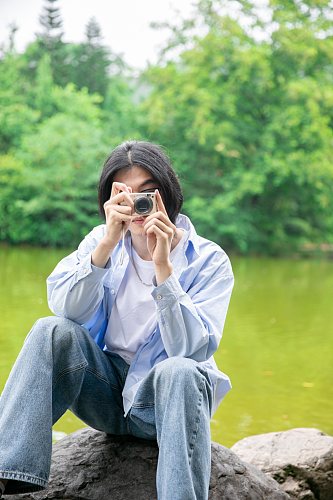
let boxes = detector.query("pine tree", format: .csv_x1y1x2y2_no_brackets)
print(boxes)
86,17,102,46
67,17,110,97
8,23,19,53
39,0,63,45
36,0,67,85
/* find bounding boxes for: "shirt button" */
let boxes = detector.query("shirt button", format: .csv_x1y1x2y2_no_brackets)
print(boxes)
156,294,162,300
111,289,115,295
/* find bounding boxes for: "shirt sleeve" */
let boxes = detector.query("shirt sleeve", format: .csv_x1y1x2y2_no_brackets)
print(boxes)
47,226,110,324
151,251,234,362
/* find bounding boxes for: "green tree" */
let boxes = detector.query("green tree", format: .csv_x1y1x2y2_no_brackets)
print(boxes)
19,0,66,88
0,6,141,247
39,0,63,44
64,18,111,98
0,51,39,152
11,86,109,246
33,53,55,118
86,17,103,45
102,75,142,143
23,0,67,88
0,154,28,242
139,0,333,254
16,4,127,102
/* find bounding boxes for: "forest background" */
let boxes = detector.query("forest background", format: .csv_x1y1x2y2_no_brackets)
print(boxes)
1,0,333,256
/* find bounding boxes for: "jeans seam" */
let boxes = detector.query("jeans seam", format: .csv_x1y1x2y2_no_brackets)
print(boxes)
0,469,47,485
131,402,155,409
53,362,87,386
54,364,119,391
188,375,205,466
0,470,46,481
86,367,116,386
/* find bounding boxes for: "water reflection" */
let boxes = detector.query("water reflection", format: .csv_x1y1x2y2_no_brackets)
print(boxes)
213,256,333,446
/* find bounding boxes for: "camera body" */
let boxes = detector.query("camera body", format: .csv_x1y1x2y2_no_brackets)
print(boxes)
123,192,157,216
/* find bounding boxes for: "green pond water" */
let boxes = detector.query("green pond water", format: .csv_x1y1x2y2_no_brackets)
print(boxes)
0,246,332,447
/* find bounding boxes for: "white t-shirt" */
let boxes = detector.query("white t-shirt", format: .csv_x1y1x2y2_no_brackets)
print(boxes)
104,231,187,363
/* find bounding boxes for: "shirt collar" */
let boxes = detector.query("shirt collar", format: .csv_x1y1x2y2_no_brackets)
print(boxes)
175,214,200,257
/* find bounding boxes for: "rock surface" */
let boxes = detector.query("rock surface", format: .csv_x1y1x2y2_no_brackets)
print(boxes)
231,428,333,499
8,427,288,499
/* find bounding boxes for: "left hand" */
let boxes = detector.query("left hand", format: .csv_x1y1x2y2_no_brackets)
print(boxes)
144,190,176,267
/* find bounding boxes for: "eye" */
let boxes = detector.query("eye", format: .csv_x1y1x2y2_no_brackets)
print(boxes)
140,188,158,193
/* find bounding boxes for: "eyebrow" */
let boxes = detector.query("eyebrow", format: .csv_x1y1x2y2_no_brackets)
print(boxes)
138,179,159,190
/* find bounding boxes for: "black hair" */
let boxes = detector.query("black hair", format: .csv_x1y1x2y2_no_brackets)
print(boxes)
98,140,183,223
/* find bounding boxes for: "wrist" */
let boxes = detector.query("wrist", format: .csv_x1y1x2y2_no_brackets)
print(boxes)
92,237,116,268
154,260,173,285
100,235,117,252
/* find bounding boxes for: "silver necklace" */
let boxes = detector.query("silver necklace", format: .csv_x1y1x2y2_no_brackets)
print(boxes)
130,245,154,287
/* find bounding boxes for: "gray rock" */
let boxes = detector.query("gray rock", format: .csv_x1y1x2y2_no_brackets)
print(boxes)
209,442,288,499
7,428,288,499
231,428,333,499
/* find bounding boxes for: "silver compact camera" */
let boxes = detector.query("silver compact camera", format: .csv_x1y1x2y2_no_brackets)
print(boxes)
126,193,157,216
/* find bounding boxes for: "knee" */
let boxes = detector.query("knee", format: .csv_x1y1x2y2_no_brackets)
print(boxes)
25,316,80,351
153,358,212,413
154,357,199,385
35,315,76,331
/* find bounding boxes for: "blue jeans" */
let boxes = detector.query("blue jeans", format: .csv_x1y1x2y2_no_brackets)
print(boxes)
0,317,214,499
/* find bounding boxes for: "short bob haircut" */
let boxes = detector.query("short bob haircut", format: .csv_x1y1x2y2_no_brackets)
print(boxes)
98,141,183,224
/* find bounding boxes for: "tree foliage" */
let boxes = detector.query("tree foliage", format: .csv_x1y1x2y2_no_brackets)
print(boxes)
0,0,332,254
139,0,333,253
39,0,63,44
0,0,140,246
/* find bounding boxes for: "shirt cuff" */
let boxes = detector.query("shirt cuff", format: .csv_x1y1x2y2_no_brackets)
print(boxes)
72,254,110,287
151,272,186,307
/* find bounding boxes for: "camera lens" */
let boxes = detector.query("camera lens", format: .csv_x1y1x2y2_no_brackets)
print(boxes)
134,196,153,215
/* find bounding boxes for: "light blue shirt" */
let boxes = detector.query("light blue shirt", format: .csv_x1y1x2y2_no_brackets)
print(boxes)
47,214,234,416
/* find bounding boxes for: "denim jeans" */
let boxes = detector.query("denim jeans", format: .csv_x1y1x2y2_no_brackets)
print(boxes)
0,316,214,499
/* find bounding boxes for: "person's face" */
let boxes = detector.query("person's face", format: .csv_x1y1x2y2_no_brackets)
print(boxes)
113,165,160,235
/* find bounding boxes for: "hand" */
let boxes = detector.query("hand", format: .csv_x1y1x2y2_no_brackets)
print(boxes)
102,182,134,248
144,190,176,282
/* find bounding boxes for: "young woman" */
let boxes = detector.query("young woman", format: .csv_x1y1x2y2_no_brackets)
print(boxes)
0,141,234,499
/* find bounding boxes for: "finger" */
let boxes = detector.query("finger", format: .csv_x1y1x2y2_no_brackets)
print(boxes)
115,214,133,223
146,224,171,241
110,182,131,199
155,189,168,216
144,213,176,234
145,210,173,226
144,218,174,238
109,191,134,208
108,212,133,224
105,204,132,216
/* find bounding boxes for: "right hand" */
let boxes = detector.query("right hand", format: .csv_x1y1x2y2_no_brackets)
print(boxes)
102,182,134,248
